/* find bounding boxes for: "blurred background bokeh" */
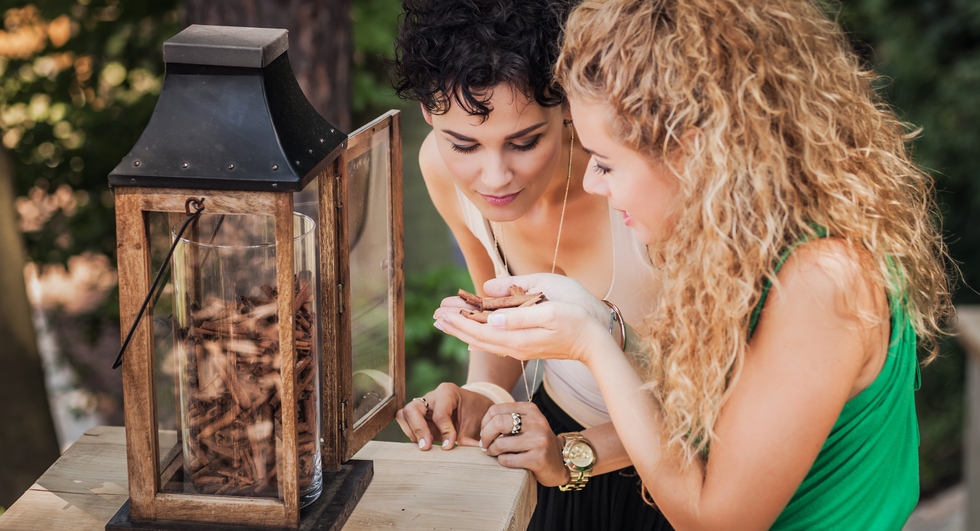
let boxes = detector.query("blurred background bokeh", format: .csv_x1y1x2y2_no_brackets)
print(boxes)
0,0,976,522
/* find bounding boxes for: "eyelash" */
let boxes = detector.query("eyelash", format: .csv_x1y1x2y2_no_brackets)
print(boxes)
450,143,478,154
592,162,611,175
449,136,542,154
512,137,540,152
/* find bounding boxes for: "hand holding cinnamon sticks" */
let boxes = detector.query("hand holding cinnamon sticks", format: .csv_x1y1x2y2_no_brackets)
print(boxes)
457,285,546,323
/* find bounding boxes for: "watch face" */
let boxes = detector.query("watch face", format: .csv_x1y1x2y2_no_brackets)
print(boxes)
567,441,595,468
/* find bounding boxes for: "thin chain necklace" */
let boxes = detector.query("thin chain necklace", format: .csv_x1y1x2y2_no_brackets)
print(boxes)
493,125,575,401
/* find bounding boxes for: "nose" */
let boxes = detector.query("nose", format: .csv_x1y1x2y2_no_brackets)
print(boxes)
481,152,512,189
582,157,609,196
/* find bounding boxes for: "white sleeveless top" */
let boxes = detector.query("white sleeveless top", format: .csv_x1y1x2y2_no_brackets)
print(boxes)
455,187,658,427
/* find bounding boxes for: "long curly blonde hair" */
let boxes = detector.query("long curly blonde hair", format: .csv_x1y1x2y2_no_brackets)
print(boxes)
556,0,952,466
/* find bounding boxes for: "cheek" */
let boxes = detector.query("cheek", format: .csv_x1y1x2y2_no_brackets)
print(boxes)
439,148,481,184
514,141,561,183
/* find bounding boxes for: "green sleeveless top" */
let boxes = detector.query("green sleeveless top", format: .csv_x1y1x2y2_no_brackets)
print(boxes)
747,234,921,531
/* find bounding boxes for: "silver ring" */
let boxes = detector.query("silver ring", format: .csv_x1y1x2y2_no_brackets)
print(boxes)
510,412,522,435
413,397,428,410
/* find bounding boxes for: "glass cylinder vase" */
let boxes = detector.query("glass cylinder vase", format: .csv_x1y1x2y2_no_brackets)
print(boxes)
170,212,322,507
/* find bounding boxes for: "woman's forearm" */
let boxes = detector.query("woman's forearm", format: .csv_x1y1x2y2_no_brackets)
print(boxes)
586,337,709,529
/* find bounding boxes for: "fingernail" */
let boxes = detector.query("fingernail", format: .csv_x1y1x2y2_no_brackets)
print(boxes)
479,439,483,448
442,439,451,448
419,438,426,449
488,313,505,327
467,345,473,351
433,320,445,332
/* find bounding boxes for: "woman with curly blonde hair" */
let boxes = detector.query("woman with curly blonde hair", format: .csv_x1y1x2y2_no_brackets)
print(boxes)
433,0,953,529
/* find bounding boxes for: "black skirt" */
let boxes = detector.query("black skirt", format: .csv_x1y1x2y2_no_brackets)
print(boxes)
528,387,674,531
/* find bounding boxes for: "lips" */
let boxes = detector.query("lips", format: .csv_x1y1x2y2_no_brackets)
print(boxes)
479,192,520,206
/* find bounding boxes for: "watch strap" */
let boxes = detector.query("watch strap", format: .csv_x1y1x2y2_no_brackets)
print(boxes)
557,432,595,492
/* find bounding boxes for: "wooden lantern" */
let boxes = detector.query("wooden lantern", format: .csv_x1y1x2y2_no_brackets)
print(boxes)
105,25,404,530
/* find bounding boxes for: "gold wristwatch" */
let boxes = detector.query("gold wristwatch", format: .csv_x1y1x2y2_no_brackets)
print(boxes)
558,432,596,491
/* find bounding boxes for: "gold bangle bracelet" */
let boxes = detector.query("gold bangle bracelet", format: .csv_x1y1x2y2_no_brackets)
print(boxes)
601,299,627,351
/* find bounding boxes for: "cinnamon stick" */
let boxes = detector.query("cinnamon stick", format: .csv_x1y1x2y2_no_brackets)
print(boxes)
177,272,319,498
459,285,546,321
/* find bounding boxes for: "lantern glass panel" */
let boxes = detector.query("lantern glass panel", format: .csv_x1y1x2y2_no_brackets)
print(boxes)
147,212,182,478
348,132,394,426
167,212,322,505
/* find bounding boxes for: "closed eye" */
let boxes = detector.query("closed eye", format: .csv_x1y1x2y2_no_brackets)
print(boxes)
511,135,541,152
450,143,479,154
592,162,611,175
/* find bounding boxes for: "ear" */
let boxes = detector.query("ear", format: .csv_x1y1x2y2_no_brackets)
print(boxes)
420,103,433,126
561,103,572,125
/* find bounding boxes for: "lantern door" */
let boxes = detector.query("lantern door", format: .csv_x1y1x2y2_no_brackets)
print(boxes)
320,110,405,467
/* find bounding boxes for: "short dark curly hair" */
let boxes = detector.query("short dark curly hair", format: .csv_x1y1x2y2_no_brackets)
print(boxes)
389,0,576,118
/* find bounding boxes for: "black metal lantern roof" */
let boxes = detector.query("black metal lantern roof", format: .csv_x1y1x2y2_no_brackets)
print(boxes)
108,25,347,192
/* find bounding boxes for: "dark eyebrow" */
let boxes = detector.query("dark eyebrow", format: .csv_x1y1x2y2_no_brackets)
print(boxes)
441,121,549,143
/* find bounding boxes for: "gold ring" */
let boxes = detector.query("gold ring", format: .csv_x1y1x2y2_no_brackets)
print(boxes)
413,397,428,410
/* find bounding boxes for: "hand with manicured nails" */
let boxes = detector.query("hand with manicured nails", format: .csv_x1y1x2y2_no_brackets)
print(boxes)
480,402,571,487
434,274,616,369
394,382,493,450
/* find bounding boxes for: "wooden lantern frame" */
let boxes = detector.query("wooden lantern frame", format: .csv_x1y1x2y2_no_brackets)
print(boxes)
111,111,404,529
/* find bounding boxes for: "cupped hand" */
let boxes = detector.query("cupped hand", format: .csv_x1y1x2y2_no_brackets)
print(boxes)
483,274,608,321
394,382,493,450
480,402,571,487
435,295,615,367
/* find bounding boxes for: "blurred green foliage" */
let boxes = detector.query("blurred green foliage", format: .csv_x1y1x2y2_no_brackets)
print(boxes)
351,0,403,119
403,265,473,399
0,0,178,265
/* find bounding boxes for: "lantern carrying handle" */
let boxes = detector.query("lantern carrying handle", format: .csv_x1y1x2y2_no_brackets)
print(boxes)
112,197,206,370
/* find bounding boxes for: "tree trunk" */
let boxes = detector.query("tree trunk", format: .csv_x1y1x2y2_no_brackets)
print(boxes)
181,0,352,132
0,146,60,508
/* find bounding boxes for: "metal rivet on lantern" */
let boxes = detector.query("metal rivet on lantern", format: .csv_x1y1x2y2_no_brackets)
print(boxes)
271,183,278,188
134,160,141,167
228,163,235,170
182,162,188,169
319,138,324,143
272,164,279,171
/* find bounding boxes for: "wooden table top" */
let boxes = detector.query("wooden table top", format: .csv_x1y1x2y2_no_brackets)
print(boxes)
0,426,535,531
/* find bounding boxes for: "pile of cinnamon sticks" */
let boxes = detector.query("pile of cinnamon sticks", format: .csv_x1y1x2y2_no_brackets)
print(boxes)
457,285,546,323
179,273,318,496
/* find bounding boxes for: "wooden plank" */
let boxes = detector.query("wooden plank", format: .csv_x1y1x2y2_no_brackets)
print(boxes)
955,305,980,362
114,191,160,520
956,305,980,531
0,489,128,531
335,142,354,463
388,111,407,417
113,187,278,216
318,159,343,472
348,399,397,449
154,493,286,528
347,442,536,531
275,193,300,527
